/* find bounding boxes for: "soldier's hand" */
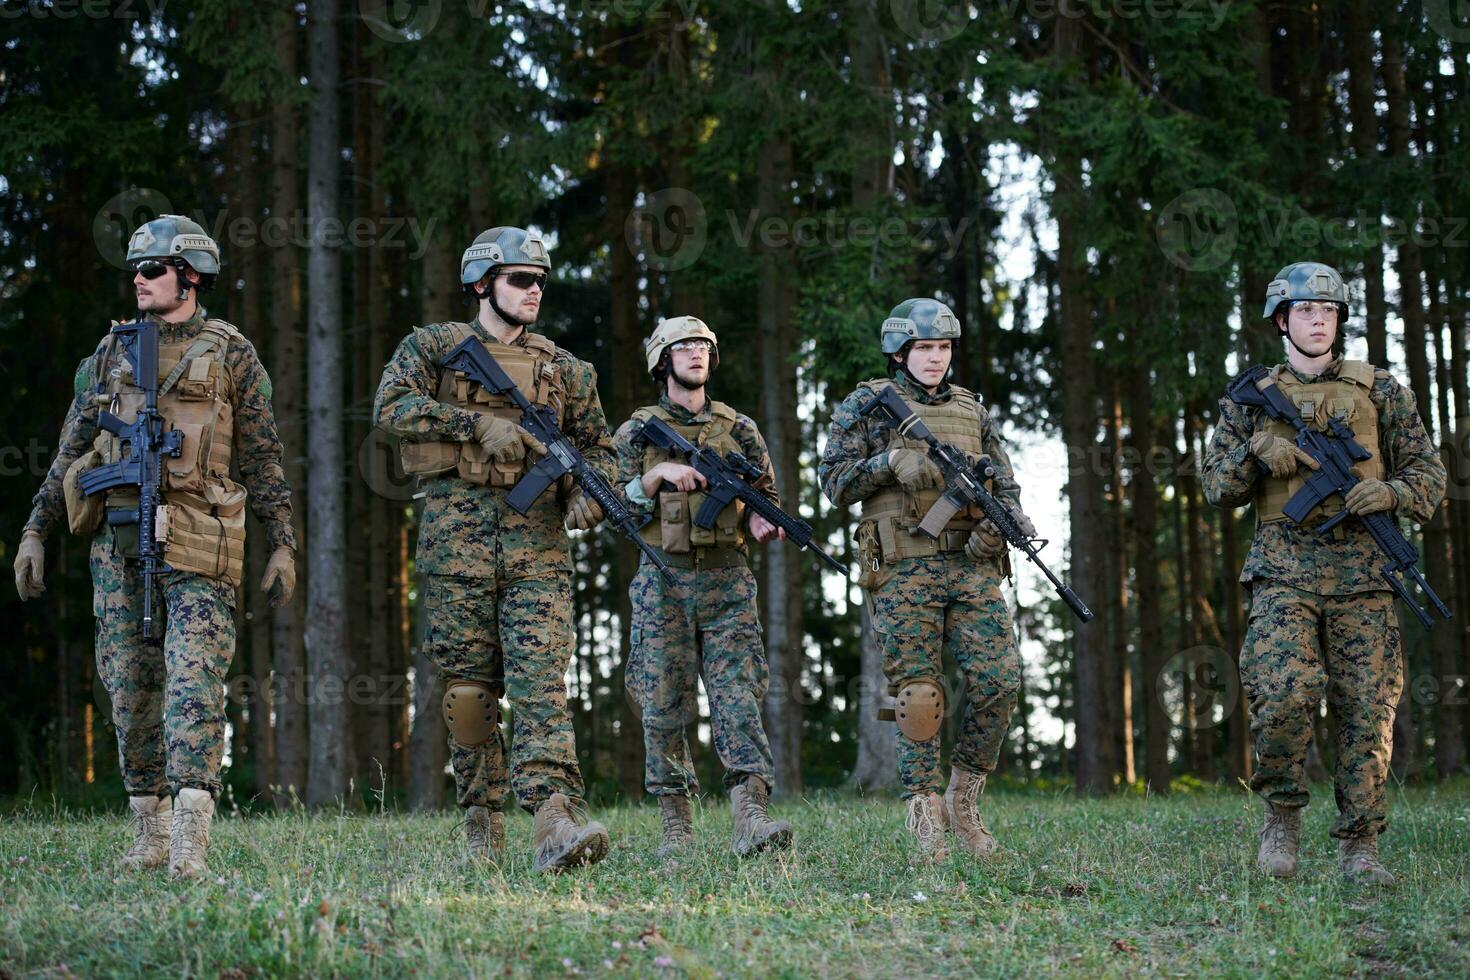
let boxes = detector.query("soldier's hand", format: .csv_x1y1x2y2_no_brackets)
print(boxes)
964,522,1006,560
473,415,543,464
1344,478,1396,516
652,462,706,492
564,493,604,531
1249,432,1320,479
749,512,786,543
13,531,45,601
887,448,942,490
260,545,296,608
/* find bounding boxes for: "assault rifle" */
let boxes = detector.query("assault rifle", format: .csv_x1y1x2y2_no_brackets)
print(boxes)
638,415,845,573
78,319,182,638
440,336,673,581
1226,365,1451,629
859,385,1094,623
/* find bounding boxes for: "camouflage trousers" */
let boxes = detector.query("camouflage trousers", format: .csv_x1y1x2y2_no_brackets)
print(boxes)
1241,580,1403,838
90,532,236,798
626,560,773,797
423,572,582,814
867,555,1020,799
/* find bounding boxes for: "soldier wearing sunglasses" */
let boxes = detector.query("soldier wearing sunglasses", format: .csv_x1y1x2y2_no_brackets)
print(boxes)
374,226,615,872
14,214,296,878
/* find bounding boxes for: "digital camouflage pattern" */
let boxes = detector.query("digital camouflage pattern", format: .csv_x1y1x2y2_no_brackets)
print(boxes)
25,310,296,551
23,310,292,800
422,574,576,812
374,320,615,813
1201,358,1445,595
1241,582,1402,838
612,395,778,795
1203,357,1446,840
819,371,1022,799
373,320,615,578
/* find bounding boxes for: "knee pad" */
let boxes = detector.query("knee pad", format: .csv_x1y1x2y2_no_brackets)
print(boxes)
443,679,500,747
895,679,944,742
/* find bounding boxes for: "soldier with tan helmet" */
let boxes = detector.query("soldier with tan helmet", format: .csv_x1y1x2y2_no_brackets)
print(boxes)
1203,262,1445,886
818,298,1029,865
373,226,613,872
611,316,794,860
13,214,297,877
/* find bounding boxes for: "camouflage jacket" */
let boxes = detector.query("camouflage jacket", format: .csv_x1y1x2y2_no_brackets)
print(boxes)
373,319,615,578
611,392,779,559
25,308,296,552
1202,357,1446,595
818,370,1021,512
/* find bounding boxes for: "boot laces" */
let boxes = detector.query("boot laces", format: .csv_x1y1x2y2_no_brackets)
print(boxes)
955,775,986,832
906,796,941,847
1260,808,1299,851
661,798,692,840
1343,835,1382,868
127,803,168,856
173,806,210,865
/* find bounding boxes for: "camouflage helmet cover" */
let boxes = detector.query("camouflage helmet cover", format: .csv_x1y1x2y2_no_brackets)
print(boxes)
881,297,961,354
461,226,552,285
126,214,221,275
1262,261,1348,320
644,315,719,377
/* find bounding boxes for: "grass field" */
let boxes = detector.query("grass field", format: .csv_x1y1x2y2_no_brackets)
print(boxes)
1,781,1466,977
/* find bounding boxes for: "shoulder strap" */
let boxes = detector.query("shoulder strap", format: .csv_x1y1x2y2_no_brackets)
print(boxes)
1338,359,1375,389
708,400,738,422
160,322,235,398
522,331,558,357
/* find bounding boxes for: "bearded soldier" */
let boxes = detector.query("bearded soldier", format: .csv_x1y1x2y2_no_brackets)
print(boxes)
373,227,612,872
1203,262,1445,886
13,215,296,877
611,316,794,860
818,299,1028,864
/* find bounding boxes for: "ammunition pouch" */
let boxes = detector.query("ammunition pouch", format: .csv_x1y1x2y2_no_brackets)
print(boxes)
63,449,106,536
158,478,248,586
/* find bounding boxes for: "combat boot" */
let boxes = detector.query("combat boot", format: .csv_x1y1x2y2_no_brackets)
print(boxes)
729,776,793,857
532,793,609,873
1339,834,1395,887
169,788,215,879
465,806,505,861
1256,801,1301,878
944,768,998,858
121,795,173,871
905,792,950,864
654,795,694,859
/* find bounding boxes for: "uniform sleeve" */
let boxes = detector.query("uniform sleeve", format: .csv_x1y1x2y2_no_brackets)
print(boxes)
373,327,482,442
979,413,1022,512
229,339,297,553
558,356,617,487
1378,377,1447,524
24,354,102,539
611,417,651,512
733,415,781,511
1202,396,1262,509
818,391,895,507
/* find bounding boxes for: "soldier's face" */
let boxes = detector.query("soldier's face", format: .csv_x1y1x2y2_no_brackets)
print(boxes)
491,263,543,324
669,343,710,388
903,340,953,388
1283,303,1338,356
133,262,189,314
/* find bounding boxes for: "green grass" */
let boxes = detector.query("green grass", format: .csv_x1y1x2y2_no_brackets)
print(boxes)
1,782,1466,977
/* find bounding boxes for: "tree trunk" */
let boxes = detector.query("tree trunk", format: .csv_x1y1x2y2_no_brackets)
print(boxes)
1345,0,1387,367
305,0,350,806
1107,382,1135,784
1129,366,1169,793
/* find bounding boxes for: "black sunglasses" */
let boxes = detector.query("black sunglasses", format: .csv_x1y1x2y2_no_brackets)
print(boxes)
497,271,548,291
132,259,176,280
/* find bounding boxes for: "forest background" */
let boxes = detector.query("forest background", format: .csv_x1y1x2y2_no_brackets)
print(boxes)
2,0,1467,810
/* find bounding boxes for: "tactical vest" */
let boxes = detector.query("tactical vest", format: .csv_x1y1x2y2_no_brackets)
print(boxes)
1255,360,1383,525
633,401,747,555
398,323,564,487
93,318,248,586
856,379,990,562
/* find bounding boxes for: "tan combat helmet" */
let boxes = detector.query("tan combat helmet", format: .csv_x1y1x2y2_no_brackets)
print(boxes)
644,315,719,378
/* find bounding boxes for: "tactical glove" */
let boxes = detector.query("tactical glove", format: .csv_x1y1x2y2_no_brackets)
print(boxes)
13,531,44,601
1343,478,1396,516
473,415,542,463
887,448,942,491
260,545,296,608
564,493,604,531
1249,432,1320,479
